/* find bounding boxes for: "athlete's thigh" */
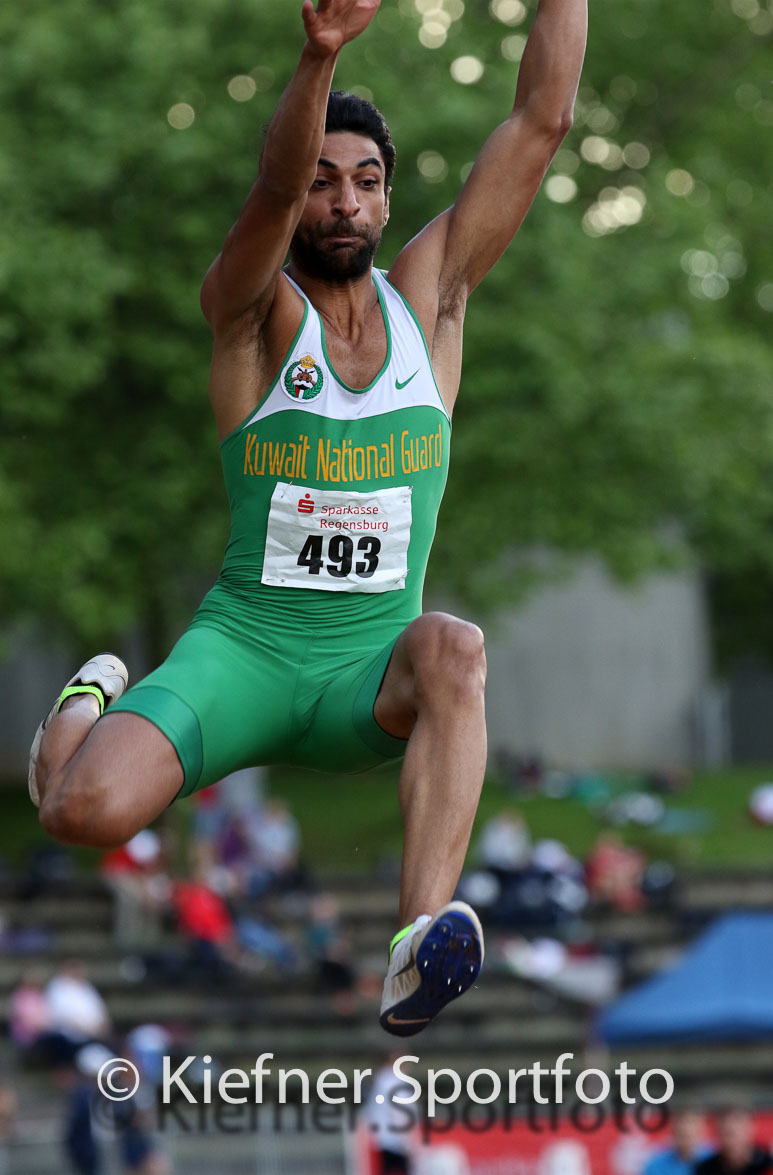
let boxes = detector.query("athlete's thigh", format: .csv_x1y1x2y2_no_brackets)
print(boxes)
74,711,183,835
110,622,300,798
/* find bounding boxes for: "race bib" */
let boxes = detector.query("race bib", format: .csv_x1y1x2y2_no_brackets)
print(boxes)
262,482,412,593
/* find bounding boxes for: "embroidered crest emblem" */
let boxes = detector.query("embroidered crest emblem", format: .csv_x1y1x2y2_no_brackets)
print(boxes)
283,354,324,402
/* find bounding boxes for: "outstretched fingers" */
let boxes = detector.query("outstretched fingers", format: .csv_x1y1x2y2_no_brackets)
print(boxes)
302,0,381,54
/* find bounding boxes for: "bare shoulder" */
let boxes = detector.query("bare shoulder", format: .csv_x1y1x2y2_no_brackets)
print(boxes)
387,210,466,414
387,211,450,338
207,274,307,442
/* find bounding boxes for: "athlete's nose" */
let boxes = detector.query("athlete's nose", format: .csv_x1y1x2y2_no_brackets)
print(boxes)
332,180,360,220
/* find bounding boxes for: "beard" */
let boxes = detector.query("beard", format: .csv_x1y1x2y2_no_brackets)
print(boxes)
289,219,382,284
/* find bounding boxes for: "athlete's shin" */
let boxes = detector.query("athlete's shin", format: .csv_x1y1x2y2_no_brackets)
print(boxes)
397,709,486,925
395,619,487,925
35,694,101,811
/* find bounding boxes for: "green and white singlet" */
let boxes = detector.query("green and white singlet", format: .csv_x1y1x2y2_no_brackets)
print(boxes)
111,270,451,795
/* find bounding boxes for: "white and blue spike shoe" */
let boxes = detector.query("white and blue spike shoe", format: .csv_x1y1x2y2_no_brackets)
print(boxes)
380,901,483,1036
28,653,128,807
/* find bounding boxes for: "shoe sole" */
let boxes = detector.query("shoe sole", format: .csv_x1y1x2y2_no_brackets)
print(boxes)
379,908,483,1037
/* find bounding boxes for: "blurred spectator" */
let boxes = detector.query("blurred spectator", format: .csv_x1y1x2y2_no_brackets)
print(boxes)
190,785,225,878
190,768,266,886
235,909,297,972
477,810,531,883
173,873,296,975
173,875,235,977
494,750,544,793
17,844,75,901
126,1025,173,1089
500,933,618,1005
242,798,304,897
0,910,51,955
8,968,52,1054
219,766,265,813
749,784,773,826
695,1109,773,1174
65,1044,106,1175
100,831,171,946
470,833,587,934
646,767,690,796
305,892,357,1012
66,1044,169,1175
642,1109,710,1175
45,961,111,1058
10,967,106,1071
362,1053,418,1174
585,833,646,913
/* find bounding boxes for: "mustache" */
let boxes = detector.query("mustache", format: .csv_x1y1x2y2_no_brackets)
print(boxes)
319,221,369,239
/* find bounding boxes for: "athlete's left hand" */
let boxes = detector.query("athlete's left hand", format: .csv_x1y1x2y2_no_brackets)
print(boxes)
302,0,380,56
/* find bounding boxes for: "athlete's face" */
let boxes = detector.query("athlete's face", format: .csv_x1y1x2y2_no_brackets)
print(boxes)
290,132,390,284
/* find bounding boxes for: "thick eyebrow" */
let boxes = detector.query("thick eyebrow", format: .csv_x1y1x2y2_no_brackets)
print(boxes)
317,156,383,173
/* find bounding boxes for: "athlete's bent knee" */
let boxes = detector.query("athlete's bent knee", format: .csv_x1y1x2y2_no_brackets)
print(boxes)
409,613,486,702
39,769,140,849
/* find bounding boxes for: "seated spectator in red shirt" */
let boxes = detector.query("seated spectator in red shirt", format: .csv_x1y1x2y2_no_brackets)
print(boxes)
585,832,646,913
173,874,296,976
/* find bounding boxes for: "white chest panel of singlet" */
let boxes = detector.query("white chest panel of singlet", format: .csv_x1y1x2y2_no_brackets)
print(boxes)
242,269,450,429
262,481,412,593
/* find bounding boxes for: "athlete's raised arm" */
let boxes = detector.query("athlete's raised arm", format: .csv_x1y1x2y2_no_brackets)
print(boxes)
200,0,380,332
388,0,587,410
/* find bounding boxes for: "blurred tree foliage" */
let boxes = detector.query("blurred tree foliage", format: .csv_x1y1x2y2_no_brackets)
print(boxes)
1,0,771,660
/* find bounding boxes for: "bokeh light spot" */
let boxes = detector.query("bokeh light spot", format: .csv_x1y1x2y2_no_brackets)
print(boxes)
417,150,448,182
581,136,613,165
545,176,578,203
451,56,485,84
419,22,447,47
749,10,773,31
582,185,646,236
665,169,695,197
167,103,195,130
490,0,527,25
552,148,580,176
622,142,651,169
731,0,759,18
757,283,773,312
227,75,257,102
500,34,526,61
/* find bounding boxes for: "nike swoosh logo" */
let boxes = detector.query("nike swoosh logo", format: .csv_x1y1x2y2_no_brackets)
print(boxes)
395,370,419,390
386,1013,431,1026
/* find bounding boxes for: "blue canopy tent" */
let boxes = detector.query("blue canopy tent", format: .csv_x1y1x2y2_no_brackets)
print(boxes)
597,912,773,1044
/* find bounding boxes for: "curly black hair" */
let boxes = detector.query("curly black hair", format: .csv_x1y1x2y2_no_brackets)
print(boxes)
325,90,396,189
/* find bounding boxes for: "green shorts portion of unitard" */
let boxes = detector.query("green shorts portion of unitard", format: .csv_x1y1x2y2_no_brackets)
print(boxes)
108,584,408,799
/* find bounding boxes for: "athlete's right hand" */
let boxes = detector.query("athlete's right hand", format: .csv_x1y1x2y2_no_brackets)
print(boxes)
302,0,380,56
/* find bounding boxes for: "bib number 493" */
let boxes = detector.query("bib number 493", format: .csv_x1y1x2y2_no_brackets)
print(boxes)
297,534,381,580
262,481,410,593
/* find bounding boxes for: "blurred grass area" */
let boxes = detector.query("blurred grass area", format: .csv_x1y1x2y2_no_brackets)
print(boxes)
266,762,773,873
3,763,773,873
